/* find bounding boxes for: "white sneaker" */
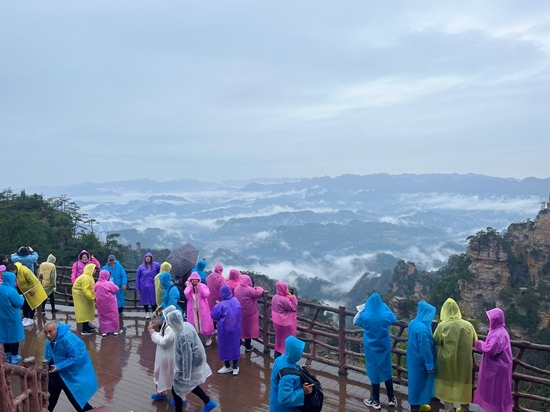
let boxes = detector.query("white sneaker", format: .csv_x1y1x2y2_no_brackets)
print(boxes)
205,338,213,347
23,318,34,327
145,313,151,319
232,367,239,376
22,318,28,325
217,366,233,374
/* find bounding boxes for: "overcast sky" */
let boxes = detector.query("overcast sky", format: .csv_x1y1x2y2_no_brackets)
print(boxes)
2,1,549,188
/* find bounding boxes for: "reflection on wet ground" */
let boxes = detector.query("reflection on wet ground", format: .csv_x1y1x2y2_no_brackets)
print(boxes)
12,307,478,412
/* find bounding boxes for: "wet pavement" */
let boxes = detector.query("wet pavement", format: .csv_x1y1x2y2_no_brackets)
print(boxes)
6,306,478,412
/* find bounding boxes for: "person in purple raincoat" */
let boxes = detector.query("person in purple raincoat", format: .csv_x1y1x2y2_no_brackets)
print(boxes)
184,272,215,346
473,308,513,412
234,275,264,352
94,270,122,337
210,285,242,375
206,263,225,311
136,252,161,318
271,282,298,358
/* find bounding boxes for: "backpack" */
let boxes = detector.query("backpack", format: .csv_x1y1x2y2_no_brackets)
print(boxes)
169,284,187,313
278,366,324,412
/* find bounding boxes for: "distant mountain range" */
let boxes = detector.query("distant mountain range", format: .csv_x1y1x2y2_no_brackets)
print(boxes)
23,173,549,301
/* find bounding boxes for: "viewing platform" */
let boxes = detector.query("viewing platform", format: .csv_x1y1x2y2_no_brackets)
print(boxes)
4,306,476,412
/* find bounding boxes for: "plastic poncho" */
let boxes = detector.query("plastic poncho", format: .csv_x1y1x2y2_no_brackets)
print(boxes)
11,251,39,271
269,335,306,412
44,322,98,408
206,263,225,310
151,305,177,393
354,292,397,384
156,262,172,307
71,250,100,283
226,269,242,294
136,252,161,306
406,301,437,406
14,262,48,310
271,282,298,354
235,275,264,339
159,271,182,314
210,285,242,361
193,259,208,284
184,273,214,335
0,272,25,344
39,254,57,296
433,298,478,404
167,310,212,399
101,260,127,308
94,270,120,334
473,308,513,412
72,264,96,323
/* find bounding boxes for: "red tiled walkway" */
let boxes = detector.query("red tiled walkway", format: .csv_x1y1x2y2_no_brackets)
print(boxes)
8,307,478,412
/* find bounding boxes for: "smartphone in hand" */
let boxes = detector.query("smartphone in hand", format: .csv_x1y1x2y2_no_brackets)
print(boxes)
305,357,313,367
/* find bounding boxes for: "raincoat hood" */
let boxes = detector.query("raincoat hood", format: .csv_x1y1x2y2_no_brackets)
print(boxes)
1,271,16,287
220,284,233,300
163,305,177,317
214,263,223,274
78,250,91,261
160,261,172,273
416,301,436,326
14,262,22,272
364,292,389,313
99,270,111,282
276,281,289,296
159,272,174,289
47,254,56,263
196,259,206,271
82,264,96,277
229,269,241,282
440,298,462,321
144,252,154,262
166,309,184,333
56,322,71,339
284,335,305,363
240,275,253,288
487,307,505,330
188,272,201,282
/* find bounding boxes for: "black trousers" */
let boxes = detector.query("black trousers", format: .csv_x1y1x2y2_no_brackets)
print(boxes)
224,359,239,369
144,304,157,313
42,293,56,311
371,378,394,401
22,299,35,319
3,342,19,356
244,338,252,349
171,386,209,412
48,372,93,412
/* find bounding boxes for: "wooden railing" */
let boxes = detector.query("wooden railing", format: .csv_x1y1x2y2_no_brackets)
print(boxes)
0,357,49,412
51,267,550,411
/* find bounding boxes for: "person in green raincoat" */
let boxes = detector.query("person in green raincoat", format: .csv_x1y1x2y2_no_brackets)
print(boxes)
433,298,477,412
14,262,48,327
72,264,97,335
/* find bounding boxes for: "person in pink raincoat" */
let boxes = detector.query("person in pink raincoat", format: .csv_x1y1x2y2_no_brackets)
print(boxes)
206,263,225,311
234,275,264,352
271,281,298,358
473,308,513,412
94,269,122,337
225,269,241,295
184,272,215,346
71,250,101,284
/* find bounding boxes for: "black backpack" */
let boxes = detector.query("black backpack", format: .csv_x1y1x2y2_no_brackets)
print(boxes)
278,366,324,412
169,284,187,313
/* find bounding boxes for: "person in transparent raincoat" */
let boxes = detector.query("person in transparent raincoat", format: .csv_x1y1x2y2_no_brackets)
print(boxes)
166,310,217,412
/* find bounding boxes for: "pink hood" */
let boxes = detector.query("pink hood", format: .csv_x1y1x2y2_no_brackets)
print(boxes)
276,282,289,296
99,270,111,282
214,263,223,274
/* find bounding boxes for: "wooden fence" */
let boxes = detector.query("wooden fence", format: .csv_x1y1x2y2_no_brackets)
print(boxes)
52,267,550,411
0,357,49,412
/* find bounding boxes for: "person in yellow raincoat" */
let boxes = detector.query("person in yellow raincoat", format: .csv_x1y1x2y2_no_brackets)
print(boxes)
13,262,47,327
39,254,58,313
72,263,97,335
433,298,478,412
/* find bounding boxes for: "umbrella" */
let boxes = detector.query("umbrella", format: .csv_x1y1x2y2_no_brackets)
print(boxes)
166,243,199,280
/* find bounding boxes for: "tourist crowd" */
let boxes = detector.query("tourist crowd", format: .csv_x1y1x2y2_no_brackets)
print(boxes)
0,246,514,412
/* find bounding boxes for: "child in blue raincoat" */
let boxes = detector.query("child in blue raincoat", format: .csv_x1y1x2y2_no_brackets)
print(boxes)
354,292,397,409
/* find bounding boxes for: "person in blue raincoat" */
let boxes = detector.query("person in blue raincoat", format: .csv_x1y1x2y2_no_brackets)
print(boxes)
192,259,208,284
406,301,437,412
159,271,184,315
102,255,127,315
269,335,314,412
44,320,98,412
0,271,25,364
354,292,397,409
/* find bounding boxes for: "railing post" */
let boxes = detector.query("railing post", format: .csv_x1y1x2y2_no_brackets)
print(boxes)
0,355,16,411
23,357,40,412
262,292,270,354
338,306,348,375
